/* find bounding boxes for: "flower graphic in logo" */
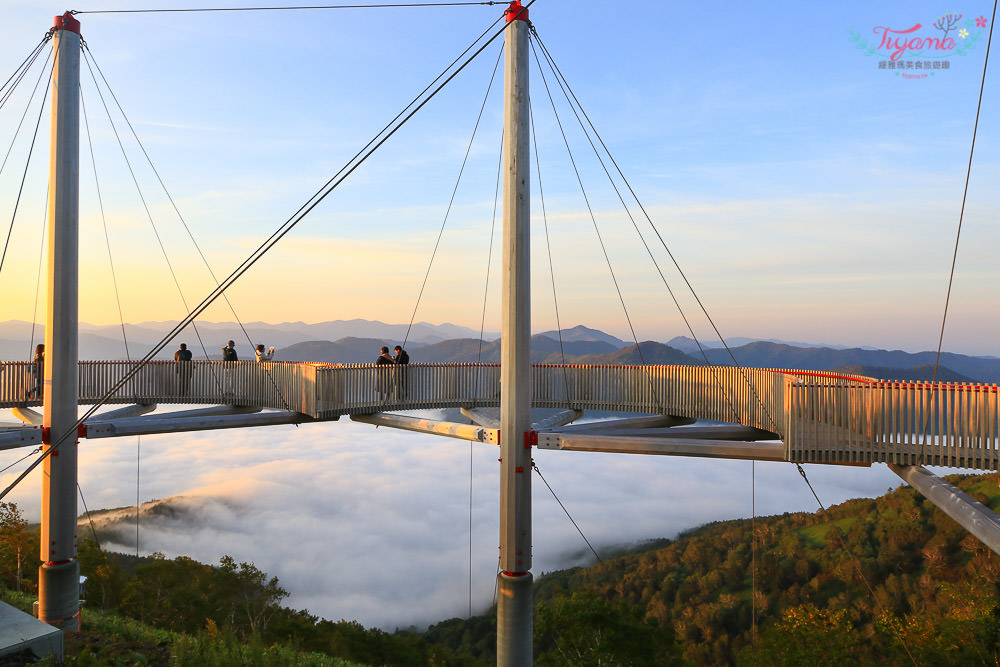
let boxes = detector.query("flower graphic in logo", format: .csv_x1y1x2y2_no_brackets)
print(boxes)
849,11,990,78
934,13,963,39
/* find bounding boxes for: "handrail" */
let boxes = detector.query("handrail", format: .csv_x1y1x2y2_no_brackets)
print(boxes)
1,360,997,470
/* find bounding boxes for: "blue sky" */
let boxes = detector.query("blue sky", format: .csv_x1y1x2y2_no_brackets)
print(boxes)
1,1,998,354
1,2,998,628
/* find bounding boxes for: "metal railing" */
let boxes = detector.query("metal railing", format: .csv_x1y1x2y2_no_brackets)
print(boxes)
786,378,1000,469
1,360,997,469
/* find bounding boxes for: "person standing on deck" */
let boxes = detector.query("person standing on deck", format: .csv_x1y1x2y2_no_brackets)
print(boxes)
393,345,409,399
25,343,44,400
222,340,238,396
375,346,394,400
255,344,274,362
174,342,193,396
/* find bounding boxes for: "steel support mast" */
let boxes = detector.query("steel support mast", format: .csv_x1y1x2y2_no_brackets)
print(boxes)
497,2,532,665
38,12,82,631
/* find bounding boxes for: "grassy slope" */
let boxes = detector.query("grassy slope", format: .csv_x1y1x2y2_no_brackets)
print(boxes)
0,589,365,667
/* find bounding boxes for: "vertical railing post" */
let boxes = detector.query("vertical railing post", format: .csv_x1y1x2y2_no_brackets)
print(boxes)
39,11,82,632
497,2,532,665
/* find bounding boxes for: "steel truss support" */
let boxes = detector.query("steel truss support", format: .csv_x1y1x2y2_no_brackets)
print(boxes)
890,464,1000,555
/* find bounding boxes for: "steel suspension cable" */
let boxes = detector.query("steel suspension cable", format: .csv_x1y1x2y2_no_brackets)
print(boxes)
531,33,728,359
750,461,757,646
471,129,504,620
81,86,146,559
81,84,133,365
2,53,52,355
29,188,48,358
83,42,250,334
6,49,52,358
72,2,501,14
401,45,503,349
83,42,294,413
532,31,779,432
136,436,141,557
532,461,601,563
0,0,539,503
0,55,54,280
528,32,746,424
77,483,105,554
527,34,662,408
796,463,825,511
0,446,42,475
529,99,572,402
794,465,917,665
931,0,996,385
468,134,504,580
0,34,51,114
468,436,473,617
222,10,507,270
0,44,52,179
475,129,503,373
80,50,221,388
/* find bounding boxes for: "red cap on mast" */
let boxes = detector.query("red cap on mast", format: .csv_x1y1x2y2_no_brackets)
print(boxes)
505,1,528,23
54,11,81,35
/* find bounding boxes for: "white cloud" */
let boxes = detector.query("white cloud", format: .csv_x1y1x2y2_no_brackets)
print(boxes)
1,413,908,629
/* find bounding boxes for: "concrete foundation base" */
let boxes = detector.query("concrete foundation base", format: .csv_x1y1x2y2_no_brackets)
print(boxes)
0,601,63,663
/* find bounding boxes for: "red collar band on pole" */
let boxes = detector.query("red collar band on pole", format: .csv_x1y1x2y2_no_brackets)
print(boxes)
505,1,528,23
54,11,81,35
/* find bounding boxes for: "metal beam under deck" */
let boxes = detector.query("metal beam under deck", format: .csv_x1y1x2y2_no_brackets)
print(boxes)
11,407,42,425
89,403,156,421
352,413,499,444
555,425,780,441
536,431,786,461
0,427,43,451
530,410,584,431
890,464,1000,556
135,405,263,419
550,414,695,433
461,408,500,429
83,409,314,438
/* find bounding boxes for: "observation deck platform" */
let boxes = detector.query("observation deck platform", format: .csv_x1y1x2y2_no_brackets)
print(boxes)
1,361,997,470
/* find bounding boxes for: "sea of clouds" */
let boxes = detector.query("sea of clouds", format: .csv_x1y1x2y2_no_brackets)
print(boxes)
1,409,905,629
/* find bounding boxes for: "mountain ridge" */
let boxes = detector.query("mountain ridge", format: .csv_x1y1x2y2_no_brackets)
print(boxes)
1,319,996,381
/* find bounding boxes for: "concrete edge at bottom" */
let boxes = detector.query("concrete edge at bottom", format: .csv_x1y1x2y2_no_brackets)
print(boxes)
0,600,64,662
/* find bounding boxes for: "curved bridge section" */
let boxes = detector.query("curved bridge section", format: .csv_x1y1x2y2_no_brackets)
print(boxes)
2,361,999,469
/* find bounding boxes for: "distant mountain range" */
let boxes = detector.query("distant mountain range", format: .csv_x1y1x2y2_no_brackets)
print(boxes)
0,319,493,361
2,318,999,382
667,335,880,353
697,341,1000,383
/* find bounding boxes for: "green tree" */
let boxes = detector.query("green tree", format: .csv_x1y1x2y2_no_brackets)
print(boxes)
0,502,31,592
215,555,288,639
737,603,864,666
534,590,687,666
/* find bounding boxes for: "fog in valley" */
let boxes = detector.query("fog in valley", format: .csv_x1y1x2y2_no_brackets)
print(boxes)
1,410,904,629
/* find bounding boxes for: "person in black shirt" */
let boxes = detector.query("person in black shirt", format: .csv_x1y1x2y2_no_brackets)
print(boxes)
222,340,238,396
26,343,44,400
393,345,409,399
175,343,193,395
375,346,394,400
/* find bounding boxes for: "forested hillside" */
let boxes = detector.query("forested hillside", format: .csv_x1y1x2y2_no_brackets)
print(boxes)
5,475,1000,664
425,472,1000,665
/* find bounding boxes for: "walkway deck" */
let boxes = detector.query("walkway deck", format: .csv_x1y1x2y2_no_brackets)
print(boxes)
2,361,998,469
